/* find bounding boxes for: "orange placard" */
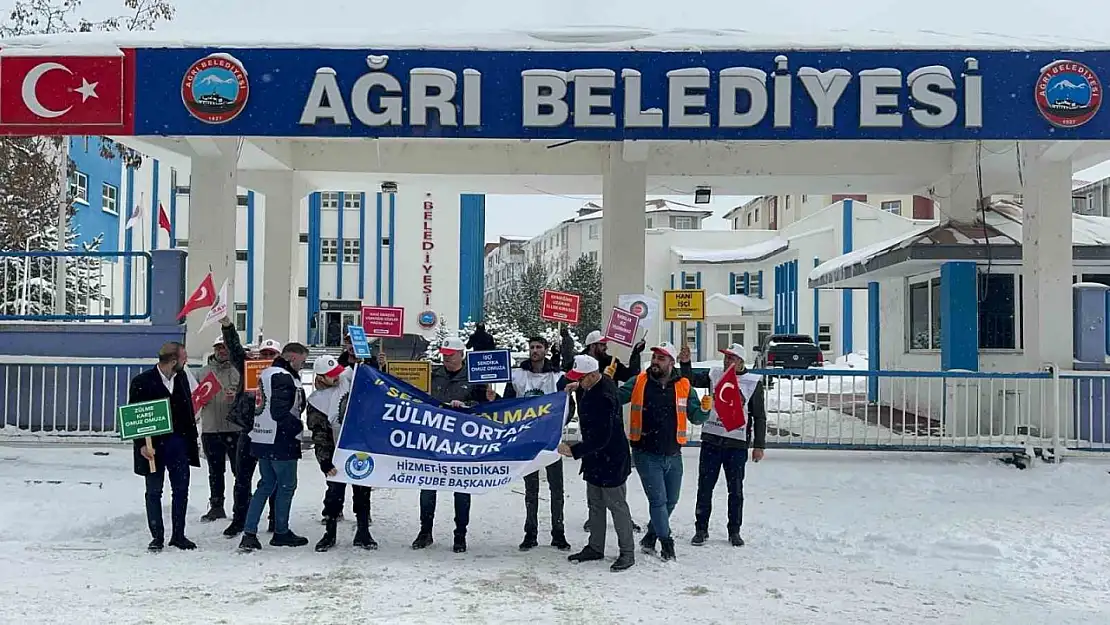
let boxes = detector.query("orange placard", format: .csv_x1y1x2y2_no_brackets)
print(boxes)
243,359,272,392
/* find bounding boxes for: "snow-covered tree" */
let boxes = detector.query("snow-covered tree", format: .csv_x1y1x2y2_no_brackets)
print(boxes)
423,315,453,363
556,254,603,333
502,261,549,337
459,310,528,352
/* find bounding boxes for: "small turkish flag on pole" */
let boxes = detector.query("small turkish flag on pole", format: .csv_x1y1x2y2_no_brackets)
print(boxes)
714,364,747,432
157,203,171,235
178,272,217,320
192,371,222,413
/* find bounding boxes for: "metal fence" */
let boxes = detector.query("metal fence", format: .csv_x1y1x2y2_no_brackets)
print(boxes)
1057,369,1110,453
0,251,152,321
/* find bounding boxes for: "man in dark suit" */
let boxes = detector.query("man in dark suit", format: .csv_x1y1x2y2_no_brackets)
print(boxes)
130,342,201,551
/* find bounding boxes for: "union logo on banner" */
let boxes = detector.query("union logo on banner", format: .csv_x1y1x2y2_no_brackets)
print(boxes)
1035,59,1103,128
0,52,134,135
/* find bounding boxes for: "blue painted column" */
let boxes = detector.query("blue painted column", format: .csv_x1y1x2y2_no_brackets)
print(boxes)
375,192,383,306
358,192,366,300
336,191,345,299
123,166,135,321
1075,283,1109,362
939,261,979,371
245,190,256,339
757,270,763,298
696,271,703,361
728,272,736,295
458,194,486,324
150,249,186,327
307,192,321,345
743,272,750,296
168,169,177,249
841,199,854,355
388,193,396,305
812,258,821,341
867,281,880,401
149,159,160,250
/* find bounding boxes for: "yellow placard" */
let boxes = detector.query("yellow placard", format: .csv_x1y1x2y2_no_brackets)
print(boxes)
387,361,432,393
662,289,706,321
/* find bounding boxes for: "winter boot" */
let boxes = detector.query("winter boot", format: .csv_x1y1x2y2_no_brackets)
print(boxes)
270,531,309,547
266,516,276,534
353,514,378,550
729,533,746,547
200,498,226,523
550,532,571,551
169,535,197,550
452,533,467,553
660,537,677,561
238,533,263,553
222,520,244,538
610,553,635,572
567,546,604,563
315,519,337,552
640,529,657,554
518,533,539,551
411,528,434,550
690,529,709,547
147,538,164,552
632,521,643,533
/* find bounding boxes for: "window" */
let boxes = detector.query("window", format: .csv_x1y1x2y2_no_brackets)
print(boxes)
70,171,88,204
235,250,248,262
647,217,654,228
588,251,598,263
908,277,942,349
673,216,694,229
343,193,361,210
320,191,340,208
746,213,752,227
343,239,360,263
802,194,808,203
588,224,599,239
685,325,698,350
101,183,118,215
101,296,112,315
732,218,739,229
1072,196,1087,213
682,273,698,289
715,323,745,351
880,200,902,215
978,273,1018,350
321,238,338,263
234,303,248,332
299,233,309,243
757,322,772,348
817,324,833,352
237,195,249,207
298,287,308,298
749,272,763,296
176,238,189,247
785,196,791,210
754,208,760,222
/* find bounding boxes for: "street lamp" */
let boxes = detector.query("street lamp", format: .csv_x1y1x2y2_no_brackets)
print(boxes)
21,232,43,316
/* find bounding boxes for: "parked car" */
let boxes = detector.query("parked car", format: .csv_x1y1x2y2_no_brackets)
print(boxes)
754,334,824,381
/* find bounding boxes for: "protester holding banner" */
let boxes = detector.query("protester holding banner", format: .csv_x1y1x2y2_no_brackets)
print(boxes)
129,342,201,551
195,335,242,523
220,318,275,538
412,337,497,554
616,342,709,561
576,329,646,382
559,355,635,572
238,343,311,552
503,336,571,552
678,343,766,548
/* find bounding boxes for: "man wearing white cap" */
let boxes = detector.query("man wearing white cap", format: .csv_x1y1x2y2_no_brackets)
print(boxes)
576,329,646,383
195,334,242,523
679,343,766,548
614,341,709,561
411,337,497,554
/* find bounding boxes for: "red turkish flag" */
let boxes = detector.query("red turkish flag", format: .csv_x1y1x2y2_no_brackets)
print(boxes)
714,365,747,432
192,371,222,413
157,203,172,234
0,52,133,133
178,272,216,320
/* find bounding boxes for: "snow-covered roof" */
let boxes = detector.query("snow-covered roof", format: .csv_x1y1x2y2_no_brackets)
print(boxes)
809,199,1110,286
706,292,773,314
5,26,1110,51
499,235,530,242
672,237,789,264
573,199,712,223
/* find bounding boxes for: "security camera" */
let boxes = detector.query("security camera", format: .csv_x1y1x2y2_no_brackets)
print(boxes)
381,181,398,194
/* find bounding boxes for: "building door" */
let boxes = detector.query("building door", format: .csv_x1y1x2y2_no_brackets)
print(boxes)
325,312,343,347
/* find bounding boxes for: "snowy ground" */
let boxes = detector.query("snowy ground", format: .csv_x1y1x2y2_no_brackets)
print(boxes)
1,445,1108,624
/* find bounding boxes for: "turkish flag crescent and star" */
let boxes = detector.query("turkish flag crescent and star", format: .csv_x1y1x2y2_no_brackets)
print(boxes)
0,53,133,134
178,272,217,320
191,371,222,413
158,203,172,234
713,365,747,432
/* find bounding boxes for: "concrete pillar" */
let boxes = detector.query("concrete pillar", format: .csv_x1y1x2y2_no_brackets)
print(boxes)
149,249,186,327
251,174,303,344
1021,154,1073,368
939,261,979,372
936,143,985,223
185,141,238,351
601,142,647,330
1073,283,1108,363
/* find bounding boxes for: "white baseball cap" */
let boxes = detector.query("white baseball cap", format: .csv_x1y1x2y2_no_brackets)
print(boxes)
566,355,599,381
258,339,281,354
313,355,344,377
720,343,746,360
440,337,466,355
212,336,225,347
650,342,678,361
584,330,608,346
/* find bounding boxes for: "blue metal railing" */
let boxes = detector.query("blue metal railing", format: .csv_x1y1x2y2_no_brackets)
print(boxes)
0,251,152,321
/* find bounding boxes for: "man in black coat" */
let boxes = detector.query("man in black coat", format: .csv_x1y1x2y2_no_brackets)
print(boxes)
465,323,496,352
559,355,635,572
129,342,201,552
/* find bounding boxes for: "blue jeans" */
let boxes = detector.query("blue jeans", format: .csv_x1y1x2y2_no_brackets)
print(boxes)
245,459,298,535
144,434,191,541
632,449,684,540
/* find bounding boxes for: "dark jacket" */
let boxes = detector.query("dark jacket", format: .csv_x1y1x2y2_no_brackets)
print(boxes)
430,364,489,407
338,348,382,371
306,389,350,474
570,375,631,488
466,329,497,352
223,323,255,432
617,369,709,456
251,356,305,461
679,362,768,450
571,342,645,383
502,352,563,399
129,366,200,476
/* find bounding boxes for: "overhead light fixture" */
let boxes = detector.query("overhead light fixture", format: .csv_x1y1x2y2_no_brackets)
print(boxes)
694,186,712,204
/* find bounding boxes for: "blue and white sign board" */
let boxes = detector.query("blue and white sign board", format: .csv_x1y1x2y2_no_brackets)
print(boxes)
466,350,512,384
347,325,373,359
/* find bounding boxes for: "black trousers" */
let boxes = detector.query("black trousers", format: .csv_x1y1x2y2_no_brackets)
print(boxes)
694,441,748,534
231,432,274,524
419,490,471,537
201,432,239,505
523,460,565,537
323,481,371,520
144,434,190,541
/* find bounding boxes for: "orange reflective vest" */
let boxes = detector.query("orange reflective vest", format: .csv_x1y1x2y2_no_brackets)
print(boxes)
629,373,690,445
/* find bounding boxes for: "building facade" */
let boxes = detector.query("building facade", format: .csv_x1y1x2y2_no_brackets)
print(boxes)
723,193,937,231
483,235,528,307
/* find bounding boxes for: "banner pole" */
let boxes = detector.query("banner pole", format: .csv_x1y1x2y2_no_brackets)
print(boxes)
144,436,156,473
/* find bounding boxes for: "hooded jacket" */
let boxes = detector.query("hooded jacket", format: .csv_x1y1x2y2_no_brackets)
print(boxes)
196,356,241,434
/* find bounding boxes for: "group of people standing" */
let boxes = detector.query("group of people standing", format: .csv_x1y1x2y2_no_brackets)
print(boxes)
129,318,767,573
